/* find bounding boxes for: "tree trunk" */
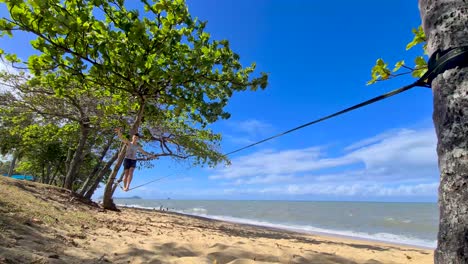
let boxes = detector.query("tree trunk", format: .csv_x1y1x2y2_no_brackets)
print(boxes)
102,103,145,210
83,151,119,200
64,142,74,180
7,151,17,177
78,137,114,196
41,164,46,183
419,1,468,263
44,163,52,184
79,170,99,197
64,122,91,190
48,164,61,185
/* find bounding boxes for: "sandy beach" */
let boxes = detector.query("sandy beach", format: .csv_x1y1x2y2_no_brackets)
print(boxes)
0,177,434,264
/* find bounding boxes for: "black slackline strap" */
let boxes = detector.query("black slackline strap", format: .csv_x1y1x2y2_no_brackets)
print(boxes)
127,175,171,191
224,46,468,156
422,46,468,86
128,46,468,189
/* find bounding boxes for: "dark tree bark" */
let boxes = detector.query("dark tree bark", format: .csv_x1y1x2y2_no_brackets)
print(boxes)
83,151,119,200
7,151,17,177
78,137,114,196
64,121,91,190
48,164,61,185
418,1,468,263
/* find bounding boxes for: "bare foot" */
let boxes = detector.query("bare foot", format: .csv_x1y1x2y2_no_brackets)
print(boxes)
123,187,129,192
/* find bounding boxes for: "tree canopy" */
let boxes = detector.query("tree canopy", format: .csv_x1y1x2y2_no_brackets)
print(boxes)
0,0,268,200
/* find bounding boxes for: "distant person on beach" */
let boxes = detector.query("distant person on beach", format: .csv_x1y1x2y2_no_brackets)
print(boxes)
115,128,157,191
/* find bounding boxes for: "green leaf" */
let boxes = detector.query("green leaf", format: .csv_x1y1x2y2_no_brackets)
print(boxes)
367,58,391,85
393,60,405,72
413,56,428,78
4,53,20,63
415,56,427,68
412,68,427,78
406,26,426,50
377,58,385,67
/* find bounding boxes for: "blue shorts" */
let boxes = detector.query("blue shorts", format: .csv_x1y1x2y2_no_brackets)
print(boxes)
123,158,137,169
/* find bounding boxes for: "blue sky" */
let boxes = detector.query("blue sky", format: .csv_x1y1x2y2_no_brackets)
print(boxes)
0,1,438,202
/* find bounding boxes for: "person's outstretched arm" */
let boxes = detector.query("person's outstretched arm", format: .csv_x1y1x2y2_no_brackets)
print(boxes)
114,128,129,145
138,146,158,159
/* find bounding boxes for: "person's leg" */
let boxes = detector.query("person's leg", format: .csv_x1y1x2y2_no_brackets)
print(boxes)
122,158,131,191
123,169,130,190
126,167,136,190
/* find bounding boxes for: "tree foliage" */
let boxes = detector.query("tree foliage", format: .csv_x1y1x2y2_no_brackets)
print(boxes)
0,0,268,200
368,26,428,85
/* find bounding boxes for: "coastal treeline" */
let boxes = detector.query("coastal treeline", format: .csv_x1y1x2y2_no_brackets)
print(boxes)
0,0,268,208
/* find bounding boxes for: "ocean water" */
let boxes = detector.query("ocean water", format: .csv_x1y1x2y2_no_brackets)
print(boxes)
114,199,438,249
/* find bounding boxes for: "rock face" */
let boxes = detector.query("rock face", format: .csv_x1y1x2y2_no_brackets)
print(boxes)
418,1,468,263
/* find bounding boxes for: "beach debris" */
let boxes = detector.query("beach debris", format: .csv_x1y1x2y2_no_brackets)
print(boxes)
24,218,43,226
67,232,86,239
32,218,43,224
97,255,110,263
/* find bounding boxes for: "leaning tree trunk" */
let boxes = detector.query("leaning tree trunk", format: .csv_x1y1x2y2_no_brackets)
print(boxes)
419,1,468,263
7,151,17,177
83,151,120,200
102,103,145,210
48,164,61,185
78,137,114,196
64,121,91,190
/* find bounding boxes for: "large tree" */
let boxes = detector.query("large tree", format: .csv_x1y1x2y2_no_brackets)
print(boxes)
418,0,468,263
0,67,120,189
0,0,268,209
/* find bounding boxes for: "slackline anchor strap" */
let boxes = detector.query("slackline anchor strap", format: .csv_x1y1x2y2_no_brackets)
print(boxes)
418,45,468,87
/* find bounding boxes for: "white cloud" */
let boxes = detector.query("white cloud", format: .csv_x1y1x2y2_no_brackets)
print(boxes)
229,119,273,136
347,129,438,178
223,119,274,145
0,59,18,74
0,60,15,93
209,147,356,180
223,134,255,145
209,127,439,198
0,59,28,95
172,177,193,182
256,182,439,197
344,129,401,151
228,174,296,185
212,128,437,180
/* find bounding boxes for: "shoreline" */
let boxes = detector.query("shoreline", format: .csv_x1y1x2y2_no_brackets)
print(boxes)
117,203,436,251
102,205,433,263
1,177,434,264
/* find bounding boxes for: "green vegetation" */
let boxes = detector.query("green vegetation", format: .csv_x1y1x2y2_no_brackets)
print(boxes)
368,26,427,85
0,0,268,208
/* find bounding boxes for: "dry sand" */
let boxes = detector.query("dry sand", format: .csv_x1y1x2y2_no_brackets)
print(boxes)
70,207,433,264
0,177,433,264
